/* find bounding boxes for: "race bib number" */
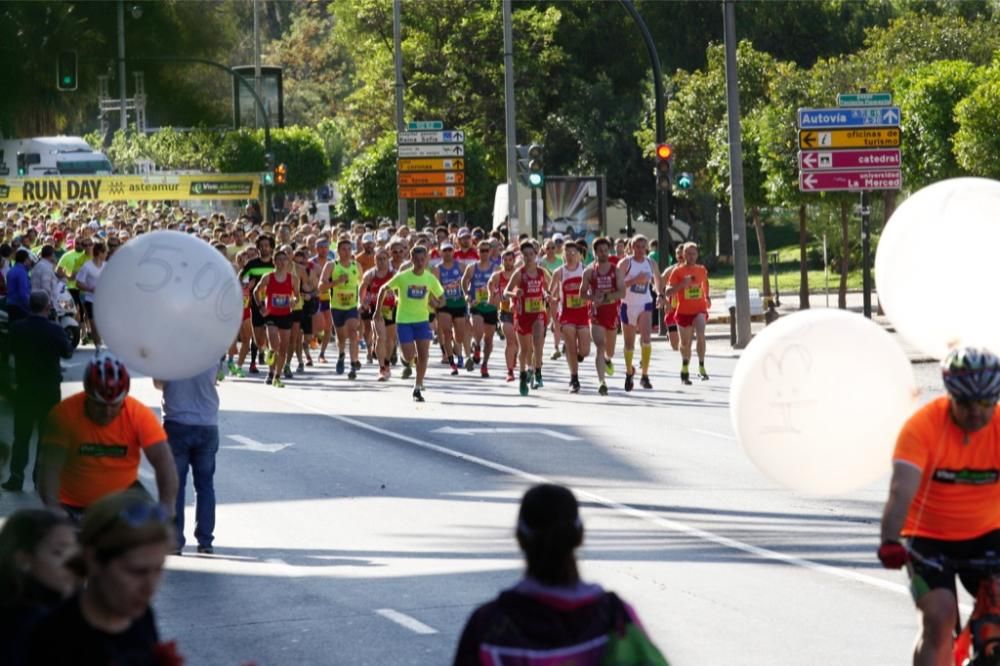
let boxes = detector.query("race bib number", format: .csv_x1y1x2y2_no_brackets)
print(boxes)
337,292,354,306
243,293,250,308
685,286,702,300
566,295,586,309
407,285,427,299
445,283,462,299
475,287,489,304
272,295,290,308
630,283,649,294
524,297,544,313
381,306,394,320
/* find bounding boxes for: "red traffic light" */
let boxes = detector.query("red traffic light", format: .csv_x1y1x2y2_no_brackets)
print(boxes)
655,143,673,161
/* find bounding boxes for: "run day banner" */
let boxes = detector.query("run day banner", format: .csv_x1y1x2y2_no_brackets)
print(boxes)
0,174,261,203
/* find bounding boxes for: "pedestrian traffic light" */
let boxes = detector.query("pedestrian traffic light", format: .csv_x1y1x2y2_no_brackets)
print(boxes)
676,171,694,191
274,163,287,186
16,153,27,176
262,171,274,186
56,51,78,91
527,144,544,188
655,143,673,191
264,152,275,171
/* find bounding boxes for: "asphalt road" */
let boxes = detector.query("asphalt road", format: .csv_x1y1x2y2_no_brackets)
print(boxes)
0,336,950,665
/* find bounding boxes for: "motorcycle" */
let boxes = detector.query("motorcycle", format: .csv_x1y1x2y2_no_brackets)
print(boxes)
53,280,81,349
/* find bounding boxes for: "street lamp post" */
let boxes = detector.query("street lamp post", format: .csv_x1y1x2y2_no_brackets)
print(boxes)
117,0,127,130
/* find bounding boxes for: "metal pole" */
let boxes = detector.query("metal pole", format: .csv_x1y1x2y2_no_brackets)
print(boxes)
823,232,829,307
619,0,671,273
117,0,127,130
393,0,408,228
860,190,872,318
502,0,519,235
253,0,262,128
723,0,752,348
531,187,538,239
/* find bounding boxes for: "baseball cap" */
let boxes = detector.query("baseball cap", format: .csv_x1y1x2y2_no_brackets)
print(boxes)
552,233,565,243
362,232,375,244
457,228,471,238
377,229,390,242
440,241,455,250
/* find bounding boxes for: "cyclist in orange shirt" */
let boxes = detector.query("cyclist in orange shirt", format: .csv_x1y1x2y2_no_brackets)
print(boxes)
664,242,710,385
878,348,1000,666
37,352,179,524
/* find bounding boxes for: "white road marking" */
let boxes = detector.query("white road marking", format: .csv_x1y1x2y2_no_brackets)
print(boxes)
691,428,736,440
262,390,913,600
433,425,581,441
223,434,293,453
375,609,438,635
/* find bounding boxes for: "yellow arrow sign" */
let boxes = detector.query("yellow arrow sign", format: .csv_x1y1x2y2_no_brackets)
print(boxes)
799,128,901,149
398,158,465,172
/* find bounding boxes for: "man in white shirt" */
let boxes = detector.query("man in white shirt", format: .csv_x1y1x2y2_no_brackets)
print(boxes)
30,244,60,307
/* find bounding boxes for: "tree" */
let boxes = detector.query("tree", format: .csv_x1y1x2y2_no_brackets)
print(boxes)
953,64,1000,178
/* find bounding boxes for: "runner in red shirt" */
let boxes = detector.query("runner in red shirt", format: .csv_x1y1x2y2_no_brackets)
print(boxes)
489,249,519,383
549,241,590,394
504,241,551,396
359,248,397,381
254,248,300,388
582,237,626,396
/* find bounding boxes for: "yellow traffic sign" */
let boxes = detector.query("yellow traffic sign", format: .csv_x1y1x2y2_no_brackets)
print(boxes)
799,128,900,149
398,171,465,186
398,158,465,172
398,185,465,199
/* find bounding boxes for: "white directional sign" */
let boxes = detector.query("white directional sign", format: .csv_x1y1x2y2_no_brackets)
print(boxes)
397,130,465,144
397,144,465,158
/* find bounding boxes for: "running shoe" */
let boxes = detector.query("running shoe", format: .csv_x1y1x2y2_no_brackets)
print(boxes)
296,362,305,374
227,359,239,375
232,366,246,378
248,363,260,375
309,339,319,350
570,377,580,394
440,355,450,365
265,349,275,367
413,387,425,402
216,366,227,382
360,339,367,350
353,360,362,371
336,355,345,375
273,377,285,388
699,367,710,381
283,366,293,380
465,356,475,372
450,362,459,376
550,349,562,361
401,364,413,380
348,368,357,380
506,369,515,383
519,371,529,396
305,358,313,367
258,351,266,365
598,382,608,396
481,365,490,378
367,354,374,365
640,375,653,389
605,360,615,377
624,372,634,392
680,371,693,386
266,373,273,385
318,354,327,364
532,370,543,390
378,367,390,382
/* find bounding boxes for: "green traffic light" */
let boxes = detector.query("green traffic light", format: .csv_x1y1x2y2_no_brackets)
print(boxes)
528,173,543,188
677,172,694,190
62,76,72,84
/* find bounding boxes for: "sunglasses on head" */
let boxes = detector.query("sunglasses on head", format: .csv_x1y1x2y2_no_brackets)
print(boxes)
91,501,169,543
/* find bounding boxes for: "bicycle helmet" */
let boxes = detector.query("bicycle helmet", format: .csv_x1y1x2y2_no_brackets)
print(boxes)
941,347,1000,402
83,351,130,404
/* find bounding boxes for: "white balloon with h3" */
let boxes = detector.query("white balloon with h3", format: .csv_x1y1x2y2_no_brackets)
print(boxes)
94,230,242,380
876,177,1000,359
729,309,917,496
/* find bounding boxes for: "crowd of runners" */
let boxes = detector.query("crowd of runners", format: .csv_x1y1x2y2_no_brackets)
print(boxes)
0,201,713,402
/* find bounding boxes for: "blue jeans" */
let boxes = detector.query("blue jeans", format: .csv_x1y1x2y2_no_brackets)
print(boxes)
165,421,219,549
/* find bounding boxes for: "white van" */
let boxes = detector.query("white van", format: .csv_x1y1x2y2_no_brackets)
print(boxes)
0,136,113,177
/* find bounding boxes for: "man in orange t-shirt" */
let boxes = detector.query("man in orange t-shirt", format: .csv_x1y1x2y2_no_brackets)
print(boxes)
38,352,178,523
664,242,710,385
879,347,1000,665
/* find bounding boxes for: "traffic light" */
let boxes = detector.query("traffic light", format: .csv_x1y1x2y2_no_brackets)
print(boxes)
676,171,694,191
56,51,78,91
655,143,673,191
264,152,275,171
262,171,275,186
274,163,287,186
16,153,27,176
527,144,544,188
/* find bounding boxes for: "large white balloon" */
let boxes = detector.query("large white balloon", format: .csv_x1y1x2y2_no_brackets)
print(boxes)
876,177,1000,359
730,309,917,495
94,230,242,380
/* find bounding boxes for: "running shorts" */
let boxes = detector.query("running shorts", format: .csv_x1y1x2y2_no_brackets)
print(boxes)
499,311,514,325
907,529,1000,602
592,305,619,331
471,307,499,327
664,309,678,331
266,314,294,330
515,312,545,336
332,308,359,328
676,311,708,328
319,300,331,313
438,303,469,319
397,321,433,344
251,302,267,328
619,301,653,327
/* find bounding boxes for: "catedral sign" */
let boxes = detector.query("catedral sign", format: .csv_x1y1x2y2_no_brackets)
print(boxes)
0,174,261,203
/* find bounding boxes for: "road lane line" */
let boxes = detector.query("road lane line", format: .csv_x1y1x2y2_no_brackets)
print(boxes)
375,609,438,635
261,390,911,599
690,428,736,440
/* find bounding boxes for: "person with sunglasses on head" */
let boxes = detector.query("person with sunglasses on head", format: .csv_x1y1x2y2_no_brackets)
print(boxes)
879,347,1000,666
37,352,179,526
0,509,79,666
27,490,182,666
